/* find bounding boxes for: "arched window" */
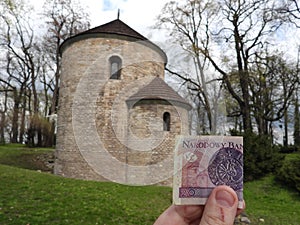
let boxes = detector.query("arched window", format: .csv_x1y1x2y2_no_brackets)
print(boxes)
163,112,171,131
109,56,122,79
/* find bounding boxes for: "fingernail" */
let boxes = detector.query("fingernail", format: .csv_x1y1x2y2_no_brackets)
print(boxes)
215,190,235,208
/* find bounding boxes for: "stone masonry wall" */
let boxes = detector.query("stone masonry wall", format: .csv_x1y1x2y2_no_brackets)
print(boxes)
55,36,190,185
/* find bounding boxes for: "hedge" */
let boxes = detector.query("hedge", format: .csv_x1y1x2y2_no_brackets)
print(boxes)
276,153,300,192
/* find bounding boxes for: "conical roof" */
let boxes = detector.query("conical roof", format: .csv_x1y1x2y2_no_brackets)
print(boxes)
79,19,148,40
60,19,167,63
127,77,191,109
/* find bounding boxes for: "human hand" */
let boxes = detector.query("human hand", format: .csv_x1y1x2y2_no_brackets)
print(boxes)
154,185,245,225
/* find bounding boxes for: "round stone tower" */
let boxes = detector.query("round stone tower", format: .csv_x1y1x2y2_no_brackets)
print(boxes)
55,19,191,185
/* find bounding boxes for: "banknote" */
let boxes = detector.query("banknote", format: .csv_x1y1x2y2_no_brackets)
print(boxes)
173,135,243,208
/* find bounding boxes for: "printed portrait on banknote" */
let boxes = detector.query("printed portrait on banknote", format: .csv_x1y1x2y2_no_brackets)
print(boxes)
173,135,244,208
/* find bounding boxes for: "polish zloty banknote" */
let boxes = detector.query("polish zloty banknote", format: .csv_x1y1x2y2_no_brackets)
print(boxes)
173,135,243,208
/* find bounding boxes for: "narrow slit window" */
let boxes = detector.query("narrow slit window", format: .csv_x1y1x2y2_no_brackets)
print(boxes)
109,56,122,79
163,112,171,131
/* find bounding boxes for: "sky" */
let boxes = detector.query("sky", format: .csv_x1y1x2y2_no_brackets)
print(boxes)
27,0,300,55
25,0,300,142
28,0,169,42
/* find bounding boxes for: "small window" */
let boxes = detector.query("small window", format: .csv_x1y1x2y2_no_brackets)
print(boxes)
163,112,171,131
109,56,122,79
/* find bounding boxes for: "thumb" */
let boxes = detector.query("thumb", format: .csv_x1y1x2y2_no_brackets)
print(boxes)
200,185,238,225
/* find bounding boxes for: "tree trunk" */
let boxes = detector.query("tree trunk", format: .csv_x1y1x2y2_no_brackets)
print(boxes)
0,112,6,144
294,96,300,147
11,88,21,143
233,15,252,133
284,109,288,146
0,90,9,144
19,94,27,144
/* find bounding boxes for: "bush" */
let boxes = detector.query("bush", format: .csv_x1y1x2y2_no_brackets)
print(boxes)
279,145,298,153
26,115,54,147
242,132,284,181
276,153,300,192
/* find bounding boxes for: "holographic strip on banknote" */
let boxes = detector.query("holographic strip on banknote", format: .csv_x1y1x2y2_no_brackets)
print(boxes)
173,135,243,208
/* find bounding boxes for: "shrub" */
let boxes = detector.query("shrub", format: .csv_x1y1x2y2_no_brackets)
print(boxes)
26,115,54,147
276,153,300,192
241,132,284,181
279,145,298,153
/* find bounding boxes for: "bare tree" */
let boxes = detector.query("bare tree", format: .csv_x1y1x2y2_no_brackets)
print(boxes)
0,83,12,144
42,0,90,115
41,0,90,146
277,0,300,27
158,0,222,134
250,52,299,139
0,0,36,143
158,0,300,134
0,0,90,145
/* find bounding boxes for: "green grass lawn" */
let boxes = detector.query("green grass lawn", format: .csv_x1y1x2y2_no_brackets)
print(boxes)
0,145,300,225
0,144,54,172
0,145,172,225
0,164,172,225
244,176,300,225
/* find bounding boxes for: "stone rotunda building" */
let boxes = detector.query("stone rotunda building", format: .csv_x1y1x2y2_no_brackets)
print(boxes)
54,19,191,185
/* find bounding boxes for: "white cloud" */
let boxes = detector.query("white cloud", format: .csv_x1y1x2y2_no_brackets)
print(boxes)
28,0,300,59
81,0,169,40
27,0,169,42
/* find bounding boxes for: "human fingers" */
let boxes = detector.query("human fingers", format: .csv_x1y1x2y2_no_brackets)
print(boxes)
236,200,246,216
153,204,204,225
199,185,238,225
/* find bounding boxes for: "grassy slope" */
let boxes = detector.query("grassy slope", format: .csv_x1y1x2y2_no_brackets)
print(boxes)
0,144,54,172
244,176,300,225
0,145,300,225
0,164,172,225
0,145,171,225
